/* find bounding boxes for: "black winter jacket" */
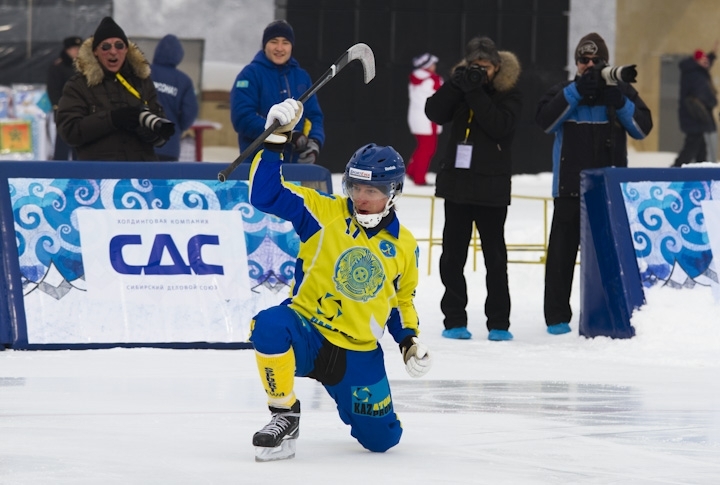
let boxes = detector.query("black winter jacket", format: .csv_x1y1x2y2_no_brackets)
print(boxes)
46,49,76,108
56,38,165,161
678,54,717,134
536,79,653,197
425,51,522,207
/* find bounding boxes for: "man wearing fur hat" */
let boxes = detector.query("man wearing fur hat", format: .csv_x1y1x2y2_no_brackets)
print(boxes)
425,36,522,342
536,32,653,336
56,17,174,161
230,19,324,164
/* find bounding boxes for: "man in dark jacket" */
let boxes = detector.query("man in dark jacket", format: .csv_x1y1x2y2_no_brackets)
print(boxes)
536,32,653,336
425,36,522,342
150,34,199,161
230,20,324,164
46,36,82,160
56,17,174,161
673,45,718,167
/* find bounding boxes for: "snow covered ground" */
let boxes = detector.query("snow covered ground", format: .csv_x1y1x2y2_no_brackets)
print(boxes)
1,149,719,484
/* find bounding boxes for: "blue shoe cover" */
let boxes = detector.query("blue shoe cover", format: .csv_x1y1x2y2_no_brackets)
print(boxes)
547,323,571,335
442,327,472,339
488,329,513,341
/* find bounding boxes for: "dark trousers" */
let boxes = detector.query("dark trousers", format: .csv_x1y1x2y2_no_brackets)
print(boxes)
673,133,706,166
439,201,510,331
544,197,580,326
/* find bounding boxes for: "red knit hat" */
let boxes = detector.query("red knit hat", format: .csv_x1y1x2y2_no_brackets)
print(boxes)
694,50,705,60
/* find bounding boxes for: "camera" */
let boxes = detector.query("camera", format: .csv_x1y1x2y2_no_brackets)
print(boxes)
139,108,175,139
465,64,488,85
594,63,638,86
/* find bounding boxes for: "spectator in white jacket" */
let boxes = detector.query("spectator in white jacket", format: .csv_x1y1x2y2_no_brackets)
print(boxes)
407,53,443,185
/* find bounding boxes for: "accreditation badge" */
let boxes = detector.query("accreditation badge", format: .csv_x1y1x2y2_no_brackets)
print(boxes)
455,143,472,169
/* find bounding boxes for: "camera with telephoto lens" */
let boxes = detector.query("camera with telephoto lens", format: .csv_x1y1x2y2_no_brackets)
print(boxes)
465,64,488,85
138,108,175,138
593,62,638,86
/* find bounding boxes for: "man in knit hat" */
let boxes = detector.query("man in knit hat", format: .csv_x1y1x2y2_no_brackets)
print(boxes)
406,52,443,185
56,17,174,161
536,32,653,335
673,42,719,166
230,19,324,164
46,35,82,160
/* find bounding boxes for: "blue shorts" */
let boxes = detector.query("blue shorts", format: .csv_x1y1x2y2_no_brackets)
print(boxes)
250,304,403,452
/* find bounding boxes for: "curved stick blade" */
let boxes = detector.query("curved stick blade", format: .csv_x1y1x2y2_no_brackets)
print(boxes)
347,43,376,84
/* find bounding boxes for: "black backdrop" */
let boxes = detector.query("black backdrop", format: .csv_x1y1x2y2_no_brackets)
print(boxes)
286,0,569,174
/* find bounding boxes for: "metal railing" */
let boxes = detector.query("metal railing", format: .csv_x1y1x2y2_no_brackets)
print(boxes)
403,194,553,275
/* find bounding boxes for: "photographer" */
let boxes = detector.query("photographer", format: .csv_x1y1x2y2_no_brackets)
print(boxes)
536,32,653,335
425,36,522,341
56,17,175,161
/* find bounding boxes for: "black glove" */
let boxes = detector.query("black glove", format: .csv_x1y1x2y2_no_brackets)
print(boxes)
575,71,600,99
110,106,141,131
450,66,480,93
298,138,320,164
602,86,625,109
156,121,176,140
290,131,308,152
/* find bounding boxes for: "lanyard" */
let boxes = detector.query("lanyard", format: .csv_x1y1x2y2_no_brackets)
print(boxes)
115,73,147,105
463,110,474,143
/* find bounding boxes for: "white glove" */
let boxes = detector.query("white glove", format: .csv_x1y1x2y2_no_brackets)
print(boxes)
401,336,432,378
264,98,303,144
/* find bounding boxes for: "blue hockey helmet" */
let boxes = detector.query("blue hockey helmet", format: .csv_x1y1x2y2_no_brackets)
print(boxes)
342,144,405,228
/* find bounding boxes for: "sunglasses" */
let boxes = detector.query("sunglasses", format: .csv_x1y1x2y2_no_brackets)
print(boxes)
578,57,603,65
100,41,126,51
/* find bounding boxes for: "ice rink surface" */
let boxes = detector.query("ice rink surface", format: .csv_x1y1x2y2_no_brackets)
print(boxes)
2,152,720,484
2,346,719,484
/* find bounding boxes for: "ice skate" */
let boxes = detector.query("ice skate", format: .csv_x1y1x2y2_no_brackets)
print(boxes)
253,400,300,462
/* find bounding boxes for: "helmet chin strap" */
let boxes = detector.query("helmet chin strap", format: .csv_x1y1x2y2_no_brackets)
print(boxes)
353,195,399,229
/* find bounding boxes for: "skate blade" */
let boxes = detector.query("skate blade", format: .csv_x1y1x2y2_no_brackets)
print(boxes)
254,439,297,462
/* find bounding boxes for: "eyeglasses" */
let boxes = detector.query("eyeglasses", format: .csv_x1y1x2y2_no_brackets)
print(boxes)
578,57,602,65
100,41,126,51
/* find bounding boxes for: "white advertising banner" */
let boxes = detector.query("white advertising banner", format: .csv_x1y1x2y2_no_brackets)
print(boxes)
24,209,254,343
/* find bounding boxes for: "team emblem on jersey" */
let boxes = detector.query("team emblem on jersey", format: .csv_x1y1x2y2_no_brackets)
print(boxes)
333,247,385,302
378,240,396,258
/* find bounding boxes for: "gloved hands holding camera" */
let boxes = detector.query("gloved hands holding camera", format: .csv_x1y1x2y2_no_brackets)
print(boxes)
138,108,175,141
602,86,625,109
575,71,600,99
451,65,487,93
399,335,432,378
110,105,142,131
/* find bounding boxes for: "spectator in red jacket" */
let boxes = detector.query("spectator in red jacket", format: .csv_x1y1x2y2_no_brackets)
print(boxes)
406,53,443,185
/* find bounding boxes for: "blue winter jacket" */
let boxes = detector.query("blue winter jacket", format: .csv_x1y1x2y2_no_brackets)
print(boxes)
151,34,199,160
536,79,653,198
230,50,325,163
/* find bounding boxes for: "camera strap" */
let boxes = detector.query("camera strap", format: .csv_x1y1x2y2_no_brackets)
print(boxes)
455,110,474,169
115,73,148,105
463,110,474,143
